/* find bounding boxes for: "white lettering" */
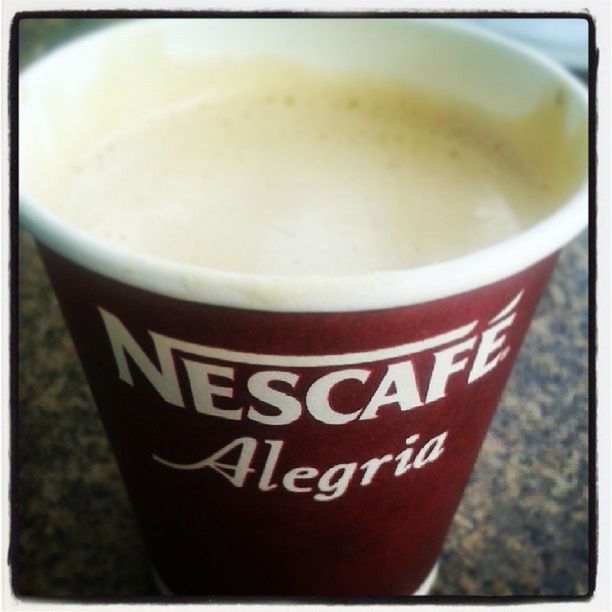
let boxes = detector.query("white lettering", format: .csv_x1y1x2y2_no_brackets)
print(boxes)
360,454,394,485
258,439,284,491
360,361,422,420
101,299,520,426
152,436,256,487
394,434,420,476
306,369,369,425
413,431,448,468
154,430,448,501
183,361,241,420
468,315,515,383
99,307,183,407
426,337,477,403
314,463,358,501
247,371,302,425
282,467,319,493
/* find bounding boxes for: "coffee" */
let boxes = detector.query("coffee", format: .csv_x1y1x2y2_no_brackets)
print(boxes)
49,58,584,276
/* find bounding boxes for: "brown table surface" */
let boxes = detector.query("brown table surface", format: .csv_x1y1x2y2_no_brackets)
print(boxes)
15,18,590,600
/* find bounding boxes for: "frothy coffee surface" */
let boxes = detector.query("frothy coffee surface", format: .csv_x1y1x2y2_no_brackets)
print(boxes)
56,60,581,275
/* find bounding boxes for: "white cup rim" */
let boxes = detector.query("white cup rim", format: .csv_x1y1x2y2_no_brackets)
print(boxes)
19,18,589,313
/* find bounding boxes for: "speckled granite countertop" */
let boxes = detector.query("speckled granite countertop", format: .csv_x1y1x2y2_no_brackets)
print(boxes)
15,19,590,600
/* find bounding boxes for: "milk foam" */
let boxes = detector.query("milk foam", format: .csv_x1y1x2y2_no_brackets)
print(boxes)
55,60,577,275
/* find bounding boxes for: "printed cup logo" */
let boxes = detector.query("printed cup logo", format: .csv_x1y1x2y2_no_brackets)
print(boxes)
153,432,448,502
99,291,524,502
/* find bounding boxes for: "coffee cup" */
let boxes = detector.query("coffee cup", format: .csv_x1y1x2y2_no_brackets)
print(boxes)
19,18,588,596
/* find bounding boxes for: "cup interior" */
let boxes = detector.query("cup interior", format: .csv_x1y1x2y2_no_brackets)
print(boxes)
19,18,589,312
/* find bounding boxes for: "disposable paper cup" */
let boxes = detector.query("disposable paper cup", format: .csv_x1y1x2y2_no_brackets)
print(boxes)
19,19,588,597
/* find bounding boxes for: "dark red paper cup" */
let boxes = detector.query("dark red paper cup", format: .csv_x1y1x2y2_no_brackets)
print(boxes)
19,19,588,597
